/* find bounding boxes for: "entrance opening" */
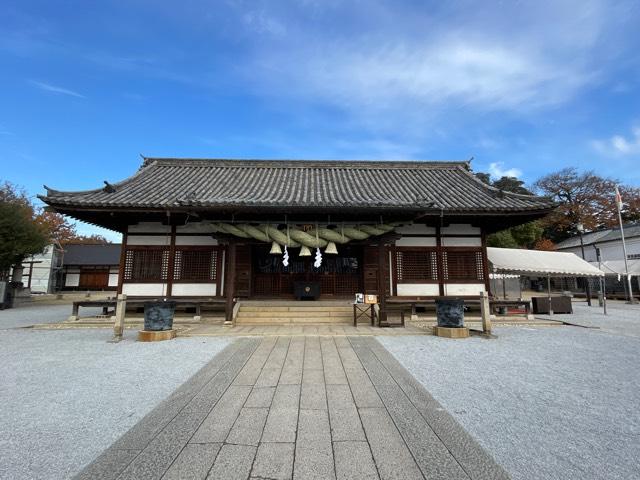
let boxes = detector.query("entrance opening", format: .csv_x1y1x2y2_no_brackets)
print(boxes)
251,244,362,298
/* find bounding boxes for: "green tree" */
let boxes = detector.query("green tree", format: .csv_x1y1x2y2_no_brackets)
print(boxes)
0,182,49,274
474,172,544,248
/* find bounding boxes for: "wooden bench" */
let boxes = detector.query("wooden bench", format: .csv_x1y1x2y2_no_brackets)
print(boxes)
70,299,117,319
70,297,226,321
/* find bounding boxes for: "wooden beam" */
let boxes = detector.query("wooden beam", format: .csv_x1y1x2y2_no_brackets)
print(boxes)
377,241,387,326
225,241,237,323
435,226,445,296
166,225,177,297
116,232,128,295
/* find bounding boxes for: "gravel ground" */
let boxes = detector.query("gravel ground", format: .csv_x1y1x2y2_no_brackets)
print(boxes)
0,326,231,480
0,303,105,329
379,324,640,480
537,301,640,338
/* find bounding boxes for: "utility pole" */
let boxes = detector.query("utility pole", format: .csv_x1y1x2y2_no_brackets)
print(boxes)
615,186,635,303
594,245,607,315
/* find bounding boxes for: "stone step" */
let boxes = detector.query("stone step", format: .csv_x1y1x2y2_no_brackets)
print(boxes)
236,316,351,325
237,311,352,318
239,300,352,307
239,305,353,313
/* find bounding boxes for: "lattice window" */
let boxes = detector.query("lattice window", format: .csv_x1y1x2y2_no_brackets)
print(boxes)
174,248,217,282
123,248,169,282
442,250,484,281
395,249,438,283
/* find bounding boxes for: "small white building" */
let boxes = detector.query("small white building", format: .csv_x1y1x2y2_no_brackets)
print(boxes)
555,224,640,298
555,224,640,263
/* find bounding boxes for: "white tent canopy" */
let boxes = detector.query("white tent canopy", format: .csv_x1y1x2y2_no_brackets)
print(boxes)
589,260,640,276
487,247,604,277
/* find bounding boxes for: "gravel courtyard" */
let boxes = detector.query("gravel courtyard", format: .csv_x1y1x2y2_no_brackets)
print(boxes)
0,305,231,480
380,306,640,480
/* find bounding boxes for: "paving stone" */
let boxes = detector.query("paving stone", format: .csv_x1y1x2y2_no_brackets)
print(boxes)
301,382,327,410
326,385,365,441
294,409,335,480
118,409,209,480
251,442,295,480
350,344,396,386
112,339,254,451
262,407,299,443
375,384,468,480
359,408,424,480
303,337,323,370
343,369,384,409
334,441,379,480
262,384,300,443
279,337,305,385
186,341,258,412
226,407,269,446
367,339,509,480
245,386,275,408
191,386,252,443
206,444,256,480
256,338,289,387
302,367,325,384
73,448,140,480
320,338,348,385
233,337,278,385
161,443,221,480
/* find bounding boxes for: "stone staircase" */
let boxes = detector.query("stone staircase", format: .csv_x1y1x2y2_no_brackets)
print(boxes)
235,300,353,325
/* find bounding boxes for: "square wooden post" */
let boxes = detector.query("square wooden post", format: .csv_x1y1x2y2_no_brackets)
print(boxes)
113,294,127,340
225,242,237,324
480,290,492,334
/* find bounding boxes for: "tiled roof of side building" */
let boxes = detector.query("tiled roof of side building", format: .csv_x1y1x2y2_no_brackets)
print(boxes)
556,224,640,249
41,158,556,213
63,244,122,265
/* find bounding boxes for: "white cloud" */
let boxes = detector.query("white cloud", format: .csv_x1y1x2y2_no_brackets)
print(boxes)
488,162,522,179
28,80,85,98
591,126,640,156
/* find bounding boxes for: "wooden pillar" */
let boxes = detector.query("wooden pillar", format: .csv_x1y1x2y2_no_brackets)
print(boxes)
166,225,177,297
116,232,128,295
377,241,387,326
480,290,492,334
481,231,491,296
113,293,127,340
435,226,445,296
225,241,237,323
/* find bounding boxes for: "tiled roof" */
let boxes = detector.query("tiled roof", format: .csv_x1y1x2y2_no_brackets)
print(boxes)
41,158,555,214
63,244,122,265
556,223,640,249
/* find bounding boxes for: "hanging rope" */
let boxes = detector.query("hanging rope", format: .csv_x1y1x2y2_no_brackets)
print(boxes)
207,222,397,247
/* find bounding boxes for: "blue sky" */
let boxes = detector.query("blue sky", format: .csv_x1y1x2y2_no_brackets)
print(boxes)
2,0,640,241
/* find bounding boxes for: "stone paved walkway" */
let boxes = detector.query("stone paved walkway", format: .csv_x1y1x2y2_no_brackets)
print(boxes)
75,337,508,480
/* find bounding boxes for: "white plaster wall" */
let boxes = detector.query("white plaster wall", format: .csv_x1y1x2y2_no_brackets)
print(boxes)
126,235,171,246
441,237,482,247
395,237,437,247
127,223,170,233
65,273,80,287
441,224,481,235
171,283,217,296
175,236,218,246
108,274,119,287
396,284,440,296
395,224,437,235
122,283,167,296
443,283,486,295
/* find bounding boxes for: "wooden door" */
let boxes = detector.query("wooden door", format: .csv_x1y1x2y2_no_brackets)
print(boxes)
79,269,109,289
